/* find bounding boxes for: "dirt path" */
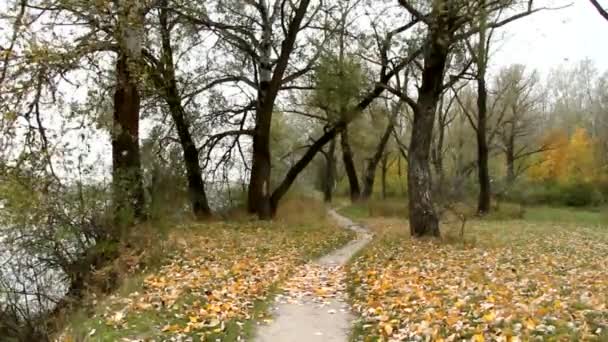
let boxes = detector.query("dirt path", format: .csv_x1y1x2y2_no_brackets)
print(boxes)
255,209,372,342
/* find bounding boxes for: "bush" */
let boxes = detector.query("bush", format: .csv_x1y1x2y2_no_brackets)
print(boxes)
561,183,604,207
503,181,605,207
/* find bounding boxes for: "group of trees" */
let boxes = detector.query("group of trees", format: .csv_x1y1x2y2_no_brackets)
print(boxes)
1,0,607,338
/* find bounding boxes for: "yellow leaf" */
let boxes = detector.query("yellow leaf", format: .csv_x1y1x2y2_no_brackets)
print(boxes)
525,318,536,330
473,333,485,342
383,323,393,336
161,324,181,332
483,311,496,323
553,300,563,309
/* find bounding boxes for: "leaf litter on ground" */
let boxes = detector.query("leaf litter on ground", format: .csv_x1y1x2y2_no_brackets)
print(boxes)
59,218,354,341
347,218,608,342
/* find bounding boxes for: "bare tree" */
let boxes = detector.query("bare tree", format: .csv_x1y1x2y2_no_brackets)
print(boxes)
495,64,548,182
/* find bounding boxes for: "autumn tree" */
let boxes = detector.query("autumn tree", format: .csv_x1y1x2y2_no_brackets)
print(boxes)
386,0,544,237
112,0,146,223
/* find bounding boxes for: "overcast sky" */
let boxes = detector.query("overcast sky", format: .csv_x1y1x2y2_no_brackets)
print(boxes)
491,0,608,74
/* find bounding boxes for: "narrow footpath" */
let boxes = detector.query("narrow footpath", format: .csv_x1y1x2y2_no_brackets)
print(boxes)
255,209,372,342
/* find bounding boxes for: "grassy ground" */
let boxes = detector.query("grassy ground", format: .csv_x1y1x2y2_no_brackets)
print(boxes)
344,204,608,341
337,199,409,220
58,198,354,342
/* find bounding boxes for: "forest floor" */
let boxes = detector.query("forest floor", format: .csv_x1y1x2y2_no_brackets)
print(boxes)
343,204,608,341
255,209,372,342
58,198,356,342
57,200,608,342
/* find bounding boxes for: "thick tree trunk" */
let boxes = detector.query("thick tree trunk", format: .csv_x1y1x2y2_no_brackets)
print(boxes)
362,120,394,200
248,104,273,219
113,55,145,221
158,5,211,218
247,0,311,219
341,127,361,202
475,2,491,215
408,33,448,238
322,138,337,203
112,5,145,223
247,18,277,219
476,77,491,214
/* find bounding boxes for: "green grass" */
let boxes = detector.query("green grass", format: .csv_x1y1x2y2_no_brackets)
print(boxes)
58,197,356,342
338,202,371,220
523,205,608,226
346,205,608,341
337,198,408,220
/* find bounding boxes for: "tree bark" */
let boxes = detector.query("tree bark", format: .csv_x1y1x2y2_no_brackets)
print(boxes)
476,76,491,214
381,154,389,199
407,30,448,238
505,128,516,182
341,127,361,202
362,119,394,200
322,138,337,203
247,0,311,219
432,98,446,190
475,1,491,215
112,2,145,223
158,4,211,218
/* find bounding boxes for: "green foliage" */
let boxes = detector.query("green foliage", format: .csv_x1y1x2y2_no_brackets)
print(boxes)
485,203,525,220
504,181,605,207
310,54,367,121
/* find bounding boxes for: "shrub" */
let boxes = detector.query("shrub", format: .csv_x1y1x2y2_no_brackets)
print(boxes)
503,181,605,207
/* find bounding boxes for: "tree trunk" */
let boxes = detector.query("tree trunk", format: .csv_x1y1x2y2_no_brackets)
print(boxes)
167,101,212,218
506,132,516,182
247,16,277,219
158,4,211,219
432,96,445,191
476,2,491,215
247,0,311,219
322,138,337,203
248,104,273,219
477,77,491,214
362,120,394,200
381,154,389,199
341,127,361,202
112,3,145,224
408,32,448,238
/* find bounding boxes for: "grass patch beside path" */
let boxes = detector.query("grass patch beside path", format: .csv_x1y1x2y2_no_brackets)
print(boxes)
347,209,608,341
523,205,608,226
338,199,408,220
58,198,354,342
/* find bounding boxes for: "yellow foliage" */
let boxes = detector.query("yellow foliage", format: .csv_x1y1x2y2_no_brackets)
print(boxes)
528,127,601,184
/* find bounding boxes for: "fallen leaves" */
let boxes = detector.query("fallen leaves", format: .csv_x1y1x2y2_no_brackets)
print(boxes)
347,219,608,341
64,219,354,341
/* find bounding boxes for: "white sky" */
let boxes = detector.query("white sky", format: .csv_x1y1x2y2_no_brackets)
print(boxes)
491,0,608,74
